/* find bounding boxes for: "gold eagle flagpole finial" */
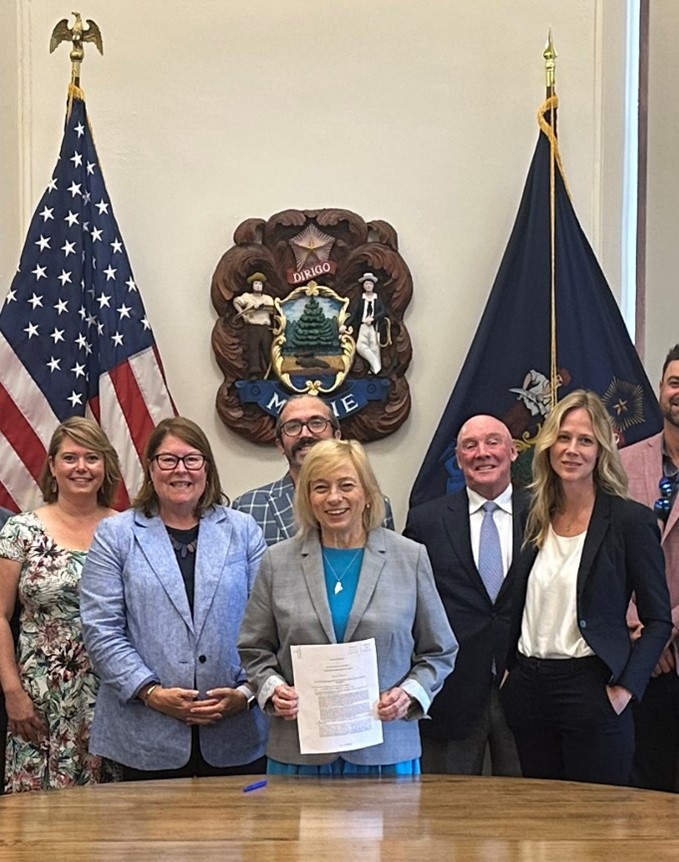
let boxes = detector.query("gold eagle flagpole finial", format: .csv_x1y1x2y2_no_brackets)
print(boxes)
50,12,103,87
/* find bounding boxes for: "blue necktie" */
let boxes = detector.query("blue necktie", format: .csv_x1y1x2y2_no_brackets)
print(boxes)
478,501,504,602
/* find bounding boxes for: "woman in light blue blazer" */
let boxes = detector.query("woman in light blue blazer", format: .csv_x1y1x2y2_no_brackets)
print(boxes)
80,417,268,780
238,439,457,776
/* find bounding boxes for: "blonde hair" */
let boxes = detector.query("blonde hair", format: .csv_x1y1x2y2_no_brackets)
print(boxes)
294,439,385,539
133,417,226,517
524,389,628,548
40,417,121,507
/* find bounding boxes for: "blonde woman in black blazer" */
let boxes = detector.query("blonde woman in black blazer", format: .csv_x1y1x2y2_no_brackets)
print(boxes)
501,390,671,786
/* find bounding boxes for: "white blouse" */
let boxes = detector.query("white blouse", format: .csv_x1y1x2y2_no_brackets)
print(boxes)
518,525,594,659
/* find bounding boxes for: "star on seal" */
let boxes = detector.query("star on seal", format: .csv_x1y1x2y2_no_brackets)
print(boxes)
289,224,335,270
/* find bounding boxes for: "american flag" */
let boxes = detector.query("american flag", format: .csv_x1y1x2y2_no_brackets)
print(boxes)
0,88,176,512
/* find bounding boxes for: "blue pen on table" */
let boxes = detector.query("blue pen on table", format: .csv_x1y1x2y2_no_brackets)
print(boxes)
242,779,267,793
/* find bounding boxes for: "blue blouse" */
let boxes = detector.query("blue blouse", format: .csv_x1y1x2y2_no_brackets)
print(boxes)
322,546,364,641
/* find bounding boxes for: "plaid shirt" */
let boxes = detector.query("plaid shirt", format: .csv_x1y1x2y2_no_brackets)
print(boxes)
232,473,297,547
232,472,395,547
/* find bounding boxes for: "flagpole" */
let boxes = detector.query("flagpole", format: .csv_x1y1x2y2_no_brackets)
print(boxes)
544,29,559,411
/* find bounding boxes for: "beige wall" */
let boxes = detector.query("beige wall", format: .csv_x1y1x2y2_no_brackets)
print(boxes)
0,0,20,281
1,1,640,526
646,1,679,384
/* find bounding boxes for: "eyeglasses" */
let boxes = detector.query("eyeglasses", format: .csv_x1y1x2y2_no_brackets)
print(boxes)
279,416,333,438
152,453,206,471
654,476,676,522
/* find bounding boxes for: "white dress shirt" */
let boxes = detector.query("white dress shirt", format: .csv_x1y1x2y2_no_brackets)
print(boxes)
467,484,514,580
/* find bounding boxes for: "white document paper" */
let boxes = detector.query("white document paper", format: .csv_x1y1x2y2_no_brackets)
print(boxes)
291,637,383,755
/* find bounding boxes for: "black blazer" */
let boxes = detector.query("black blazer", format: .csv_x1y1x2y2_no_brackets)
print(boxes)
507,491,671,701
404,488,528,741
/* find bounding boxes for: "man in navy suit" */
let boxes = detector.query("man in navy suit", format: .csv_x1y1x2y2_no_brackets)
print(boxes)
404,415,524,775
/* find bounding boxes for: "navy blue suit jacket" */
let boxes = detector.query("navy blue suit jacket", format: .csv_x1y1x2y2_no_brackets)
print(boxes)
404,488,528,741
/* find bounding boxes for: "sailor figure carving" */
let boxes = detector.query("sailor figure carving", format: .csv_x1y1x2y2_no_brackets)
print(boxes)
343,272,391,375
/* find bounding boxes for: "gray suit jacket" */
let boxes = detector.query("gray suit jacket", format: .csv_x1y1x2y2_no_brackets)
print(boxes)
80,505,268,770
238,527,457,765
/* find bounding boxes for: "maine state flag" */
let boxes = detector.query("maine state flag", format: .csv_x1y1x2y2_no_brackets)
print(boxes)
410,96,662,507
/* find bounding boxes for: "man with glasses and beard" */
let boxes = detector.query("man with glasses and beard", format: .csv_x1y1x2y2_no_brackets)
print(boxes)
620,344,679,792
233,395,393,545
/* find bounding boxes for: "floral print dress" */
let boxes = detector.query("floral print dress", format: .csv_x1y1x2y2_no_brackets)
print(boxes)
0,512,118,792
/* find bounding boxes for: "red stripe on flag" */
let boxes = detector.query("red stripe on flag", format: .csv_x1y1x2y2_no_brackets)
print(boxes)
88,395,101,423
113,483,131,513
107,361,156,461
0,383,48,484
0,481,19,513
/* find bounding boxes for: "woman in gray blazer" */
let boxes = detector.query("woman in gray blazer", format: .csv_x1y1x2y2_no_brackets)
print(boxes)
238,439,457,776
80,417,268,780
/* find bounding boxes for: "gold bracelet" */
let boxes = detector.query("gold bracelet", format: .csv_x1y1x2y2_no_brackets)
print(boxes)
143,683,160,705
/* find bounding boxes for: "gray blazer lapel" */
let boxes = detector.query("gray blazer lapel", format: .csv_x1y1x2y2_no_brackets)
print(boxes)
193,509,230,641
344,530,386,642
300,536,336,643
135,513,194,633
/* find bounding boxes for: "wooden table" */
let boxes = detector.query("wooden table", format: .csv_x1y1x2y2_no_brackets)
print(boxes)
1,774,678,861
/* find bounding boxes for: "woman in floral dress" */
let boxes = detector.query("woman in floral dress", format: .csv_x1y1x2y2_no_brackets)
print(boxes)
0,417,121,792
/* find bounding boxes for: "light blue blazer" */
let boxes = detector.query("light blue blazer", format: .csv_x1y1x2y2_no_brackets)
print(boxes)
238,527,458,766
80,505,268,770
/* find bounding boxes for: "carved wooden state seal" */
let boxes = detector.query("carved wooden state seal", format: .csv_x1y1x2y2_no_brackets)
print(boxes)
211,208,413,444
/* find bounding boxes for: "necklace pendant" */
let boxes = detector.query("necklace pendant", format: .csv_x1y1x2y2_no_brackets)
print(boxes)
334,581,343,595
